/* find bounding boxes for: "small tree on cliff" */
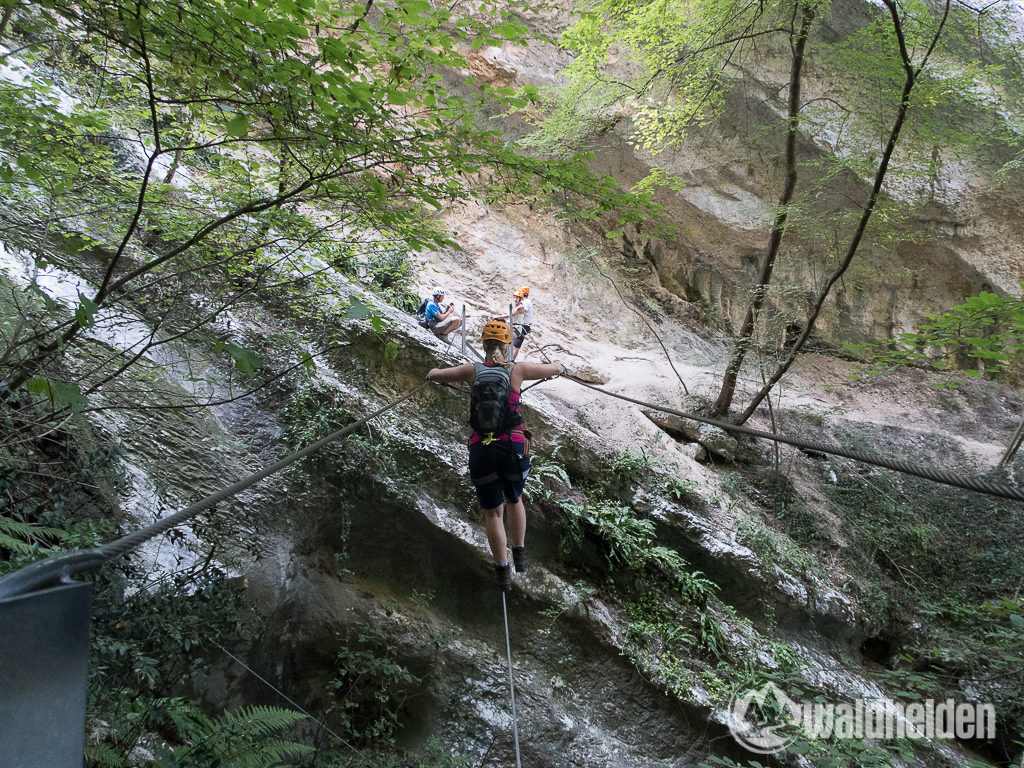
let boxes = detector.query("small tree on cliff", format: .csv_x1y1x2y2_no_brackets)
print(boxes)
527,0,1024,422
0,0,652,420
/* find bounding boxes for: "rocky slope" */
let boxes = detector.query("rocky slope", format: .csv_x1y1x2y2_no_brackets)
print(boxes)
2,0,1023,765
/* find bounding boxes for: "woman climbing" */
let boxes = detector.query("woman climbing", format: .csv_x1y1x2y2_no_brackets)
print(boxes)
426,320,566,591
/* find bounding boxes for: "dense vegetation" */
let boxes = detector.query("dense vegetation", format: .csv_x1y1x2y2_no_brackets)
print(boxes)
2,0,1024,765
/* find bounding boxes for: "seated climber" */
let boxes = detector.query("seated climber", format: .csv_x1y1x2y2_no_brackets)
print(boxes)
422,287,462,340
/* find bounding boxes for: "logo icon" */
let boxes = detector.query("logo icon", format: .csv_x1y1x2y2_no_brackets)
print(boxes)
727,682,802,754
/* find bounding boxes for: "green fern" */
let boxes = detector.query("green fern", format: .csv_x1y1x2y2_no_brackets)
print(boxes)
173,703,312,768
523,450,572,504
0,514,70,554
99,698,314,768
83,741,128,768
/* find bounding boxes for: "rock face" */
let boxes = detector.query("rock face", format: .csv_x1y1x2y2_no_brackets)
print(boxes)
6,2,1024,766
506,1,1024,354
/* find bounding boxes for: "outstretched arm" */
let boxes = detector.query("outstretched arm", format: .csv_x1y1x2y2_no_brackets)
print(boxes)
511,360,565,389
427,362,475,384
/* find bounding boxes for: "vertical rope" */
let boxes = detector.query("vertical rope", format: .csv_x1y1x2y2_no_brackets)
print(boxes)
501,592,522,768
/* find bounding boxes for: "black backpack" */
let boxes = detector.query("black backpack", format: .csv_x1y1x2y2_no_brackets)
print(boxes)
470,362,521,436
415,298,434,329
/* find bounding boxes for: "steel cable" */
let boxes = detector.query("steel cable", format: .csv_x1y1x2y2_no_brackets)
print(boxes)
501,592,523,768
560,375,1024,503
0,382,431,598
98,381,430,561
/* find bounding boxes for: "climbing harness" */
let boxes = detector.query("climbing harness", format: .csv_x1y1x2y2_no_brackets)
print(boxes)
501,592,523,768
554,375,1024,504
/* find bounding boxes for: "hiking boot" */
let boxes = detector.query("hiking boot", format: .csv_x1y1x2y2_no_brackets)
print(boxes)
511,545,528,574
495,562,512,592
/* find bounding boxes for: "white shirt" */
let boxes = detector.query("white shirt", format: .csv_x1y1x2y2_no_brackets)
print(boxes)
517,297,534,326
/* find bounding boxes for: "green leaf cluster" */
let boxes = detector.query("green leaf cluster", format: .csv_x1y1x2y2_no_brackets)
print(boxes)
0,0,657,408
849,287,1024,382
85,698,311,768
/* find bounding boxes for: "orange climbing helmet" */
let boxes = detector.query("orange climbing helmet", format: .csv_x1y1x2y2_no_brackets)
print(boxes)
481,319,512,344
514,285,530,298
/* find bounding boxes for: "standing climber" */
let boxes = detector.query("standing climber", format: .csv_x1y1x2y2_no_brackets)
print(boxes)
492,285,533,361
426,320,566,591
422,287,462,341
509,285,533,361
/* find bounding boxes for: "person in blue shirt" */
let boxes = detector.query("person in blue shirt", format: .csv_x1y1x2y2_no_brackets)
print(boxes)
424,287,462,340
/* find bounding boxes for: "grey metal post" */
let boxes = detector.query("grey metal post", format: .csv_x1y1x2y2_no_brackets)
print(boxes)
508,303,514,363
0,550,104,768
0,580,93,767
461,304,467,354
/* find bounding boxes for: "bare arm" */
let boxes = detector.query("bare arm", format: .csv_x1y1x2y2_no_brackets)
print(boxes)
427,362,475,384
511,360,564,390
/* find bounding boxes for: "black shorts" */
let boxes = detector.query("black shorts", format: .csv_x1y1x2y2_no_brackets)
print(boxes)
468,440,531,509
513,324,531,349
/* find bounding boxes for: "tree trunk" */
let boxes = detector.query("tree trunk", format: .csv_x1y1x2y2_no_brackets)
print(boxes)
999,413,1024,466
0,7,14,40
733,0,951,426
163,147,183,185
711,1,815,416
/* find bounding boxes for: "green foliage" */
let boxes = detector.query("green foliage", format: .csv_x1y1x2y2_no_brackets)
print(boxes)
623,591,700,697
660,475,699,504
282,384,358,446
737,470,825,546
848,288,1024,383
559,499,655,566
538,580,597,634
0,0,657,419
526,0,765,155
0,418,123,574
559,499,717,604
326,628,421,748
815,467,1024,752
334,737,474,768
361,245,421,313
736,513,818,576
24,377,88,412
159,702,311,768
0,407,262,766
88,563,248,713
86,698,311,768
279,380,426,499
216,341,265,378
611,446,658,486
0,512,71,556
523,448,573,504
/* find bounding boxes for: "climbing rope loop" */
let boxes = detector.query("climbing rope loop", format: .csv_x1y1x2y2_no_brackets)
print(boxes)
562,376,1024,504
